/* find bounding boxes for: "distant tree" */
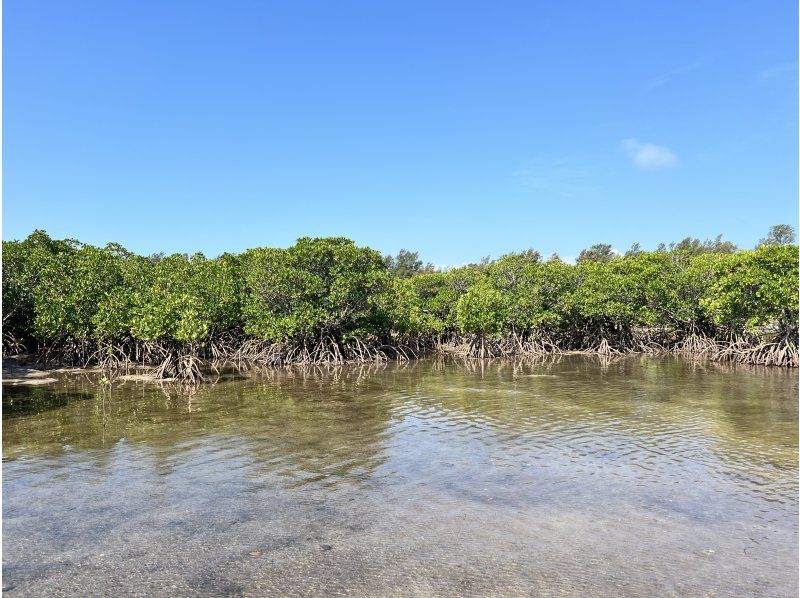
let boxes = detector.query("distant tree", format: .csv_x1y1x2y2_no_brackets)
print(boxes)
759,224,796,247
625,242,643,257
577,243,617,263
385,249,424,278
670,235,737,255
670,237,704,254
707,235,738,254
502,248,541,263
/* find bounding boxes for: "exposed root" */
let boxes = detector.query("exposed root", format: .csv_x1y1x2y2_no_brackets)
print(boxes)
154,349,205,384
713,336,798,368
671,333,719,359
438,332,563,359
86,343,131,371
667,332,798,368
16,327,797,386
233,335,416,367
594,338,622,356
2,331,26,357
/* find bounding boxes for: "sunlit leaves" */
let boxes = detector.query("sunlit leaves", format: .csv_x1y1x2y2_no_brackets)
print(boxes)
3,232,797,352
242,238,391,342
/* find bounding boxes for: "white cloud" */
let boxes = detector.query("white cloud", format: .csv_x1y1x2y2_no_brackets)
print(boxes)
622,138,677,171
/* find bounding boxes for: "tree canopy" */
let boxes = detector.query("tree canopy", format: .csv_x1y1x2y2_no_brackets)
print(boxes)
3,227,797,368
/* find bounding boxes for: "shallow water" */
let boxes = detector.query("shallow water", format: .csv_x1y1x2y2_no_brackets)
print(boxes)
3,355,798,596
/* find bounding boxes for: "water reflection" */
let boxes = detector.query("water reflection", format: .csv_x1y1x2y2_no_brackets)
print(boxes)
3,355,798,596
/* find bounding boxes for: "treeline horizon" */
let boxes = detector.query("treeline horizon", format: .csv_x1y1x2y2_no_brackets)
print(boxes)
3,225,798,379
34,226,792,275
383,230,784,277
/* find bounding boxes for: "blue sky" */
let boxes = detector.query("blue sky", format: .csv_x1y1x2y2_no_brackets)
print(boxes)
4,0,797,264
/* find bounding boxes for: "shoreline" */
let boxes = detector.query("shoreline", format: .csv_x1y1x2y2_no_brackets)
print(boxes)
4,334,796,388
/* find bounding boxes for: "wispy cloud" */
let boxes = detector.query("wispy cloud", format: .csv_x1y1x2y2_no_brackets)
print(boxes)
644,57,712,91
758,62,796,81
622,138,677,171
511,158,595,197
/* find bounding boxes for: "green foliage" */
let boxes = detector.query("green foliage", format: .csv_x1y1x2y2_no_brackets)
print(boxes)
33,243,124,341
388,269,476,335
702,245,799,334
455,282,507,337
92,253,153,340
483,255,574,332
568,258,654,331
3,231,76,346
130,253,242,342
242,237,391,342
389,275,444,335
666,252,726,333
3,231,797,355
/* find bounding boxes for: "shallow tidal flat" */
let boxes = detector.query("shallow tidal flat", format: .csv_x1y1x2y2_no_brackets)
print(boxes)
3,355,798,596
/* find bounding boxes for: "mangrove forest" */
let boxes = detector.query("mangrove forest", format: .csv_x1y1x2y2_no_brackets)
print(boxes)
2,227,798,381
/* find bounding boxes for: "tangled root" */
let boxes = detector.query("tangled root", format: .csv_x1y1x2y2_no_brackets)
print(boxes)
2,331,26,357
714,337,798,368
19,328,798,387
154,351,205,384
594,338,622,356
87,344,131,371
669,333,798,368
671,333,719,359
234,336,415,366
438,333,563,359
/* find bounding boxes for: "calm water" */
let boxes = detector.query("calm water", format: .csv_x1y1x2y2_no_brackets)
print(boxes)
3,355,798,596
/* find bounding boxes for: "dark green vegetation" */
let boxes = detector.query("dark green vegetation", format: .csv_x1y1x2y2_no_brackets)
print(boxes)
3,227,798,380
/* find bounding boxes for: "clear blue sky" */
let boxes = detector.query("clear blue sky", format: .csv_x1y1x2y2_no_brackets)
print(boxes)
4,0,797,264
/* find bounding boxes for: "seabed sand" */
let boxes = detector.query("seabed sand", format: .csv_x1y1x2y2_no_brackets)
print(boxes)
3,356,797,596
